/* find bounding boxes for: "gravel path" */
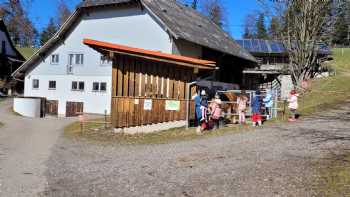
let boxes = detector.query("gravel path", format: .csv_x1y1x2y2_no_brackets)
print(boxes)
44,103,350,196
0,99,74,197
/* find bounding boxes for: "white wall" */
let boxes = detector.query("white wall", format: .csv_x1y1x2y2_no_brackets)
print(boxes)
24,5,173,116
13,98,42,118
0,30,17,57
25,75,111,116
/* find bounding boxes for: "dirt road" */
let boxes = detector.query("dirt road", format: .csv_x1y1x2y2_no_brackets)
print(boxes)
0,99,73,197
44,103,350,196
1,98,350,196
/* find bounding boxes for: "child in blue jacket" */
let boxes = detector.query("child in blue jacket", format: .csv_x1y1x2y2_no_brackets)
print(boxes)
252,90,262,127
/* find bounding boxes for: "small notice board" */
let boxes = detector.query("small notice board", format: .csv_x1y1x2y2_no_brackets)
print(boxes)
165,100,180,111
144,99,152,110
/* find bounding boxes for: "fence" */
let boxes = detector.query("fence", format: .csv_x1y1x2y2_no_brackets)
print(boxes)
216,90,280,123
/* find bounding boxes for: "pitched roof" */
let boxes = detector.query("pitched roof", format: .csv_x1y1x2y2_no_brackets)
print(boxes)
13,0,255,77
0,19,25,61
84,38,216,69
79,0,256,62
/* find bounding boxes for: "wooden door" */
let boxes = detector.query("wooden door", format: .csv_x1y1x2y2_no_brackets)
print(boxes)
66,101,84,117
46,100,58,116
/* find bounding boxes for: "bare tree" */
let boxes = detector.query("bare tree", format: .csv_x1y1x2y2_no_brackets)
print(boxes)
202,0,226,28
57,0,71,27
242,13,257,38
259,0,332,86
0,0,37,47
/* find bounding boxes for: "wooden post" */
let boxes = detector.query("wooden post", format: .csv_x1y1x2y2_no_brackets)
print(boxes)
283,100,287,121
79,114,85,133
104,110,107,129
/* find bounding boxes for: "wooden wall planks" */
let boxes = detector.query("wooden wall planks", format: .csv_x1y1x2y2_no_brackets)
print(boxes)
111,55,197,128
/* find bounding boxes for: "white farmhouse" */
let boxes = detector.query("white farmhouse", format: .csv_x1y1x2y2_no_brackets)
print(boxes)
13,0,255,117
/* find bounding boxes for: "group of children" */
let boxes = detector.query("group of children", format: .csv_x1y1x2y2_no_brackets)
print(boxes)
194,88,299,133
194,90,222,134
237,89,299,126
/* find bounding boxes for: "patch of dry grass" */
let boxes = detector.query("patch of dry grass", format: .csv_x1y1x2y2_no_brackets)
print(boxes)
64,120,250,145
315,153,350,196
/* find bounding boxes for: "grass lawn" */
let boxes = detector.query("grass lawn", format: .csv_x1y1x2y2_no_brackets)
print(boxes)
297,48,350,115
16,47,38,60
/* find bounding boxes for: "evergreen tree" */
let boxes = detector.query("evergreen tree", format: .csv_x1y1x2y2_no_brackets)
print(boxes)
332,0,350,45
255,13,268,39
191,0,198,9
40,18,58,46
268,16,280,40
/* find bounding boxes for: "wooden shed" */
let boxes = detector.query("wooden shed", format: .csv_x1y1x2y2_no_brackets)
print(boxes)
84,39,216,129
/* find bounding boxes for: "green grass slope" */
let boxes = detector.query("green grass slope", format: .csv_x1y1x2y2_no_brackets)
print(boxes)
16,47,38,60
298,48,350,115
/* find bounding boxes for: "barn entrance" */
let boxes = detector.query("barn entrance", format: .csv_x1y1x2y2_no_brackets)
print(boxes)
45,100,58,116
66,102,84,117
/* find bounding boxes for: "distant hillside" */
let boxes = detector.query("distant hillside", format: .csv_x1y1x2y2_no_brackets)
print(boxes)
16,47,38,60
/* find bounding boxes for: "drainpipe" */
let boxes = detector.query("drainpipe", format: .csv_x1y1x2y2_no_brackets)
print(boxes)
185,81,197,130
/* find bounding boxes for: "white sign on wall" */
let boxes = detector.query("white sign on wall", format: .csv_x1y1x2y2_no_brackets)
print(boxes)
143,99,152,110
165,100,180,111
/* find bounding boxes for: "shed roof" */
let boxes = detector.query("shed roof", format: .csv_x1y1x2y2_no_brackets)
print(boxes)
84,39,216,69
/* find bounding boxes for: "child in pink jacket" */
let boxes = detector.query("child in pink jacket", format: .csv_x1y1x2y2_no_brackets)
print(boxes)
288,90,299,122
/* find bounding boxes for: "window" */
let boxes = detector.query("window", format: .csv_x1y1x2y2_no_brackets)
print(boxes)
92,82,107,92
92,82,100,91
100,55,112,66
69,54,74,65
72,81,84,91
49,81,56,89
72,81,78,90
100,82,107,92
32,79,39,89
50,54,59,64
68,53,84,66
79,81,84,90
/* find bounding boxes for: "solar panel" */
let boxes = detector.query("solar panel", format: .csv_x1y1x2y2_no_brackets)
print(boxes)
276,42,286,53
259,40,269,53
251,39,260,52
236,40,244,48
269,41,279,53
244,40,253,51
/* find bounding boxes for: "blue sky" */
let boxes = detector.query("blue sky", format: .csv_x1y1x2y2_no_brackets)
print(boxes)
27,0,260,39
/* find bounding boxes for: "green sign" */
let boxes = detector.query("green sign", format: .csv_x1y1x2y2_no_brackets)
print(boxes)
165,100,180,111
